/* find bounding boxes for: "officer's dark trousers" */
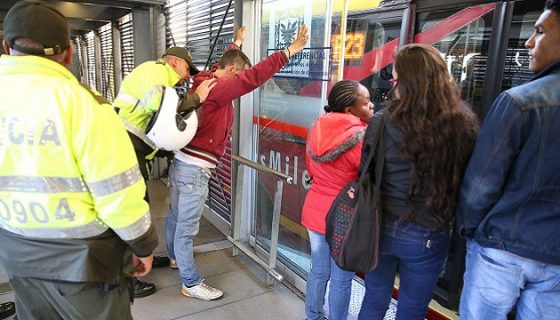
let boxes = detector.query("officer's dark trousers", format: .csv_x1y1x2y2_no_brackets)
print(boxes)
9,272,132,320
127,132,152,203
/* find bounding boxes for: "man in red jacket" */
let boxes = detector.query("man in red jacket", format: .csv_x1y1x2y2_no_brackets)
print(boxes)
164,24,308,300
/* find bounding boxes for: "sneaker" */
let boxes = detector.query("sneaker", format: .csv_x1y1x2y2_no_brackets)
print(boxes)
181,281,223,301
170,259,178,269
134,280,156,298
0,301,15,319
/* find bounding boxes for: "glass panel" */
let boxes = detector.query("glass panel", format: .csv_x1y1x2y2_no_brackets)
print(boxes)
501,2,542,91
416,3,496,117
334,8,401,105
256,0,329,278
254,0,390,278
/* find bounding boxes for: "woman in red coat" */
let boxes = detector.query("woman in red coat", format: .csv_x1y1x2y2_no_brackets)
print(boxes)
302,80,373,320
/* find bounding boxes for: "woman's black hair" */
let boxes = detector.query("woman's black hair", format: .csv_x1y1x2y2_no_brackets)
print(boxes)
324,80,361,113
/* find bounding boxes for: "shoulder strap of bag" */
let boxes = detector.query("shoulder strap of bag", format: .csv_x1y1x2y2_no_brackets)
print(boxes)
358,111,386,182
373,115,386,187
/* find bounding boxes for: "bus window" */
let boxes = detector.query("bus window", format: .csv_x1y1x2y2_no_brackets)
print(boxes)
501,2,542,91
416,4,496,117
333,13,402,104
256,0,331,278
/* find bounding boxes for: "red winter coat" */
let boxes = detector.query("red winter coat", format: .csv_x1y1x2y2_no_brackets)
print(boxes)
301,112,367,234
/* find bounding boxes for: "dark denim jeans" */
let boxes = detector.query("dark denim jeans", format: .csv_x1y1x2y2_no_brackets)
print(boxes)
358,215,450,320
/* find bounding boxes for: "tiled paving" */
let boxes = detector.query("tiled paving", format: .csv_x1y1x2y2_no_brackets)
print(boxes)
133,180,306,320
0,179,445,320
0,180,306,320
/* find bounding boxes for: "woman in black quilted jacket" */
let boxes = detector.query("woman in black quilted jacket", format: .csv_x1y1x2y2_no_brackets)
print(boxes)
358,44,479,320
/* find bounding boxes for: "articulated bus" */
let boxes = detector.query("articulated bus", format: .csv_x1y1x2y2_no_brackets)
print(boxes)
250,0,540,317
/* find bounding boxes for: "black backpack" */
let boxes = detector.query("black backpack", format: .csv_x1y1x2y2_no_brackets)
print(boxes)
325,113,386,272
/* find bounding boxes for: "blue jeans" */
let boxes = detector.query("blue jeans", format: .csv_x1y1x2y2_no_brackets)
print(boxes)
358,215,450,320
305,230,355,320
165,160,211,286
460,240,560,320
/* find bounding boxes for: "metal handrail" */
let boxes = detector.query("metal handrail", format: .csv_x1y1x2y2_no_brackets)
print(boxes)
229,154,290,286
231,155,293,183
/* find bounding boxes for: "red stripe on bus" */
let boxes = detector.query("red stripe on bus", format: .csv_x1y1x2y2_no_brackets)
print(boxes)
426,308,454,320
340,3,496,81
269,3,499,135
414,4,496,44
343,38,399,80
253,116,309,138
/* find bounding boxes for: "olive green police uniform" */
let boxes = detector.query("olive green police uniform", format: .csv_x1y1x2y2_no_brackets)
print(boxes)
114,48,201,185
0,1,158,318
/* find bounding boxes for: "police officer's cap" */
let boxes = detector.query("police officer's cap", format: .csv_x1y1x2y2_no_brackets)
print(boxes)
3,0,70,56
163,47,200,75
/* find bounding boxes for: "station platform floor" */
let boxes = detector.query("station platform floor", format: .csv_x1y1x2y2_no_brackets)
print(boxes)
130,181,307,320
0,180,305,320
0,179,451,320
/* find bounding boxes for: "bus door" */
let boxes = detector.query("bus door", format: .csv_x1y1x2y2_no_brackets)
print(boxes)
411,0,549,311
414,2,498,118
411,1,499,310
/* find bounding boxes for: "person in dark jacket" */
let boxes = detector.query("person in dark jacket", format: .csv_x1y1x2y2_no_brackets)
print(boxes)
302,80,373,320
358,44,479,320
165,25,309,301
456,1,560,319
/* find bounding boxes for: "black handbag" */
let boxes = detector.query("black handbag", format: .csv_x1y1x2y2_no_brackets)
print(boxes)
325,113,386,272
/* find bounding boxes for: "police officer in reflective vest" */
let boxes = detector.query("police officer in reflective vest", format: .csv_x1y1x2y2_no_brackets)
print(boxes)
114,46,216,186
0,1,158,318
113,35,215,298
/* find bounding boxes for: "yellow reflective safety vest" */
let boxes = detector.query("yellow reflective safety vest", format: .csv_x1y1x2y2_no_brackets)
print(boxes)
114,60,199,149
0,55,156,282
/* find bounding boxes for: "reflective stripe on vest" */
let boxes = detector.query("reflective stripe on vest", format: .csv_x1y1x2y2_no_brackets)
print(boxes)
88,166,143,197
0,218,108,238
113,86,164,112
0,211,152,241
113,210,151,241
0,166,142,197
122,119,156,150
0,200,152,241
0,209,151,241
113,92,141,108
140,86,164,111
0,176,87,193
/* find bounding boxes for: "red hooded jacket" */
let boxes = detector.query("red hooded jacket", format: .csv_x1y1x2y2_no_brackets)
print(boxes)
301,112,367,233
179,46,288,163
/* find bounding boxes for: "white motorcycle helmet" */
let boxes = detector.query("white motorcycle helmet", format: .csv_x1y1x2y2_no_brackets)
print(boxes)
146,86,198,151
